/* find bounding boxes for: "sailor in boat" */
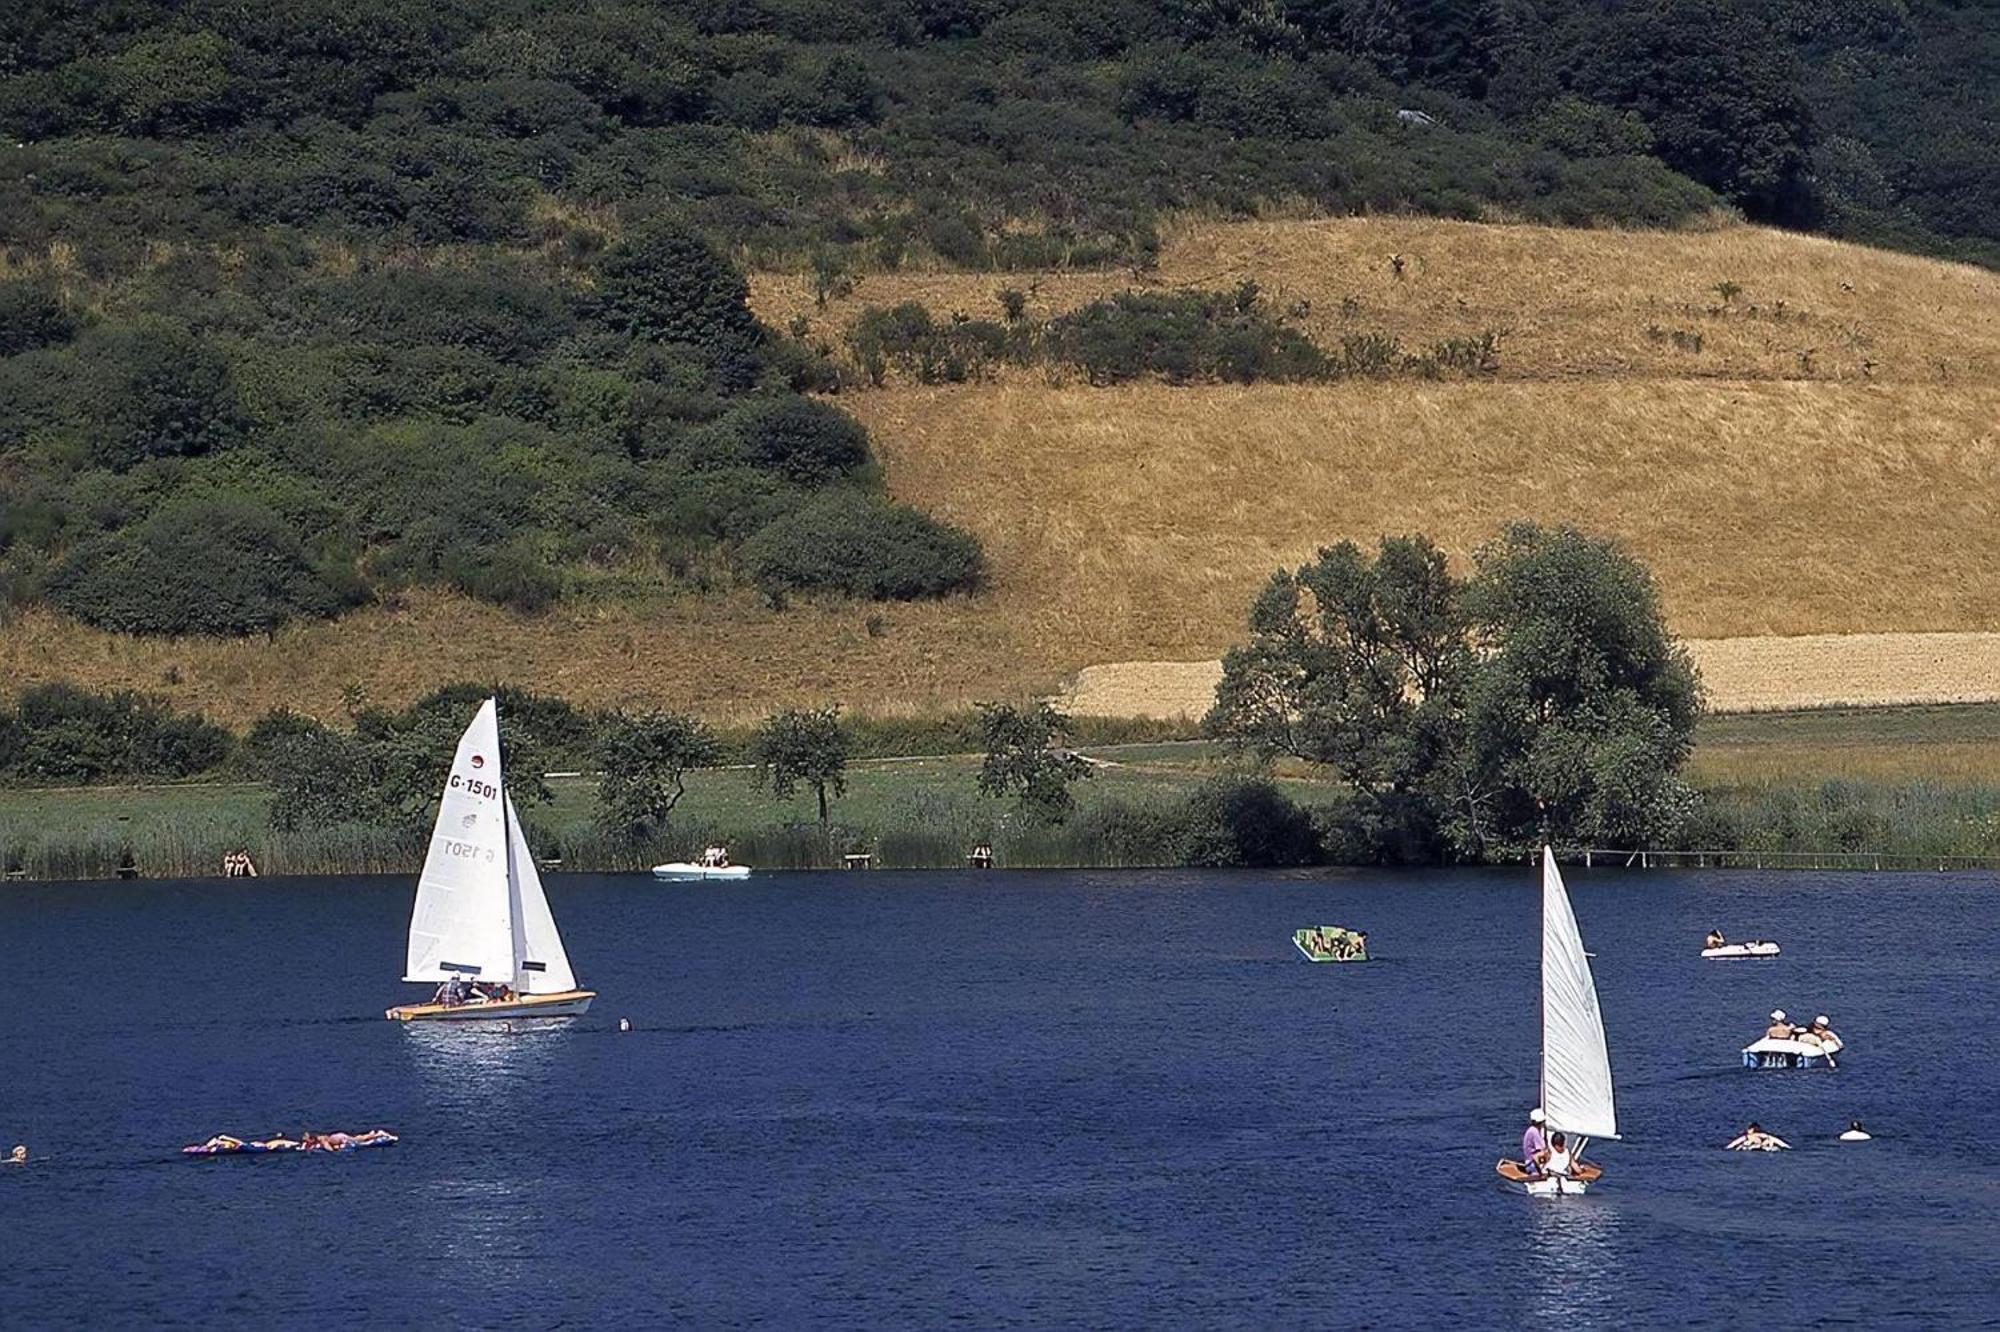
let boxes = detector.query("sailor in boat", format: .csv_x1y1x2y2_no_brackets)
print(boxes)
1800,1014,1840,1048
699,845,731,869
7,1144,25,1165
1726,1122,1790,1151
1542,1132,1576,1179
1705,928,1726,950
1764,1009,1796,1040
1520,1108,1548,1173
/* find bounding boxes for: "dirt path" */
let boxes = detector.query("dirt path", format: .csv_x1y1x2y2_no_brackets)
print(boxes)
1063,633,2000,718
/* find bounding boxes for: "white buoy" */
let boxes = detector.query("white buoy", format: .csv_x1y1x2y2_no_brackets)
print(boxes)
1839,1120,1871,1142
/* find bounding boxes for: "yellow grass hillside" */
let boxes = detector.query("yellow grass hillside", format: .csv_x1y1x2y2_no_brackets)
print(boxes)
7,216,1999,726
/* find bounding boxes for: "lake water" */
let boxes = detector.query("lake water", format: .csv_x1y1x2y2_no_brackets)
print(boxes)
2,867,1996,1327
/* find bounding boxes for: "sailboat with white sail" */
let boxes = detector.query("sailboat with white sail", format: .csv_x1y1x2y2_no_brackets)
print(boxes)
1495,847,1618,1195
385,698,595,1021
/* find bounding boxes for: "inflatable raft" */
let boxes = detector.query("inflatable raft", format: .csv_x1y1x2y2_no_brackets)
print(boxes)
1741,1035,1842,1069
1293,926,1368,962
1701,941,1779,959
183,1131,398,1156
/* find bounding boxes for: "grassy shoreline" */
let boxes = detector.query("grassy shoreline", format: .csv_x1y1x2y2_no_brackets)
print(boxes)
9,705,2000,881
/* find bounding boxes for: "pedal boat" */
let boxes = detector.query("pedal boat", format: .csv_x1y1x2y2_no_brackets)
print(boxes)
1494,1159,1604,1196
651,862,752,881
387,989,595,1021
1701,941,1779,959
1741,1034,1841,1068
1293,926,1368,962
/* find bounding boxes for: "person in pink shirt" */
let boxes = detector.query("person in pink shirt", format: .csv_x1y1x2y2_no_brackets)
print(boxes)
1521,1107,1548,1171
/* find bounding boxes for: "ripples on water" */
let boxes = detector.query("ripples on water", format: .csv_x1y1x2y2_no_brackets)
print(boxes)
1,867,1995,1326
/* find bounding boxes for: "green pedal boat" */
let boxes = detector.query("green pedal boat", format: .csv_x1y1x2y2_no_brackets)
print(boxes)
1294,925,1369,962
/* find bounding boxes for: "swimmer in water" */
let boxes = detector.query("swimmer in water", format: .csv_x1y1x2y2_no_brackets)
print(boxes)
7,1145,25,1164
1727,1122,1791,1151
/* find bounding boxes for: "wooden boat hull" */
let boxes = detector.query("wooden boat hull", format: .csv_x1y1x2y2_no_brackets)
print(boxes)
1495,1159,1603,1196
386,990,595,1021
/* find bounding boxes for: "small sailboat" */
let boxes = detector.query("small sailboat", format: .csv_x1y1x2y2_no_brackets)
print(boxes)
1495,848,1618,1196
385,699,595,1022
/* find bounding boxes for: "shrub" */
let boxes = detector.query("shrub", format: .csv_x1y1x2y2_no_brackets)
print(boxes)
83,325,247,470
0,281,78,356
727,395,870,483
848,302,1009,384
1175,775,1322,867
47,493,364,635
1,683,231,783
1044,290,1330,385
593,218,764,391
737,489,982,600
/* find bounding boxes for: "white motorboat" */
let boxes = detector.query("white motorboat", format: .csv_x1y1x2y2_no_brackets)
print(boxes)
1494,848,1619,1197
385,699,594,1022
651,862,753,882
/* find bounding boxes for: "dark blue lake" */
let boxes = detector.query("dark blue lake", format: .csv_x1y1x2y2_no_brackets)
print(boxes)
2,867,1995,1327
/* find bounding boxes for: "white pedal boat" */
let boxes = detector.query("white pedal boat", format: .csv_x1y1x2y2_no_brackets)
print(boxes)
1702,941,1779,959
1741,1035,1842,1069
651,862,753,882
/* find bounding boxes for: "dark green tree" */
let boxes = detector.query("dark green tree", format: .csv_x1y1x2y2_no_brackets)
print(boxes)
977,700,1091,823
84,325,247,470
593,219,764,391
1207,535,1466,796
595,709,721,838
1434,522,1702,859
750,705,851,829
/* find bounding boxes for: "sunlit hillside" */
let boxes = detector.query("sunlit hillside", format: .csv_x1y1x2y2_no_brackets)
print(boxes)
8,217,1999,726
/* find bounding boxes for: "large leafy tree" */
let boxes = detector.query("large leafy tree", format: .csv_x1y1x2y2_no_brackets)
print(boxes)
750,705,851,830
1207,535,1467,797
1434,523,1702,859
1209,524,1702,861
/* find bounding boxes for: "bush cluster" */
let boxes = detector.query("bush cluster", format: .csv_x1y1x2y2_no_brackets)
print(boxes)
0,684,231,784
0,225,982,636
847,288,1498,387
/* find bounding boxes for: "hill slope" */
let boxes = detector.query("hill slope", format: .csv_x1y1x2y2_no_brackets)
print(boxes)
7,217,1996,726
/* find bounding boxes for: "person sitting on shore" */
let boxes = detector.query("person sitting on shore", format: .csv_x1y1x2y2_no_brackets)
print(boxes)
1705,928,1726,949
1765,1009,1796,1040
1727,1122,1790,1151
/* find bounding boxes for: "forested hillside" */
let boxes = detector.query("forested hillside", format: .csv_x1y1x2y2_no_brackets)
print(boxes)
0,0,1995,643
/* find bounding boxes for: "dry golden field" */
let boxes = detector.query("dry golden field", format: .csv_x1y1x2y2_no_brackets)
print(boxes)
754,214,2000,385
9,216,2000,726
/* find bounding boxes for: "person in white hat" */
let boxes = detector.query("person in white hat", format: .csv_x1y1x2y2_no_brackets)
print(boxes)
1522,1107,1548,1170
1765,1009,1796,1040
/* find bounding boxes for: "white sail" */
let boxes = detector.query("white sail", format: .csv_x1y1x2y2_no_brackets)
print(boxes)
1540,848,1618,1140
403,700,515,982
505,794,577,994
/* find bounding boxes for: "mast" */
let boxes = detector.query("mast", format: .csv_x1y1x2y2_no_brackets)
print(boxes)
499,731,529,989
